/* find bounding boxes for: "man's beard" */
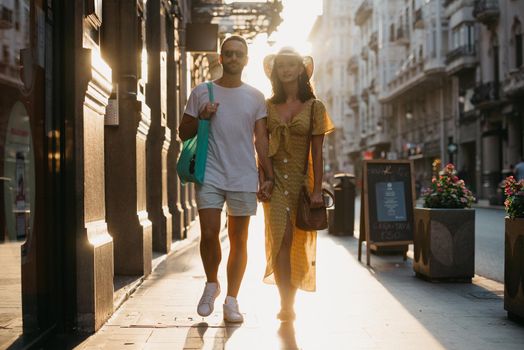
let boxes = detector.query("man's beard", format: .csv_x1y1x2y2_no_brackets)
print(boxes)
222,62,243,75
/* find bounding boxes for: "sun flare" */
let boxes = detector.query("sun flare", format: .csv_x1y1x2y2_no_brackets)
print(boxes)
242,0,323,97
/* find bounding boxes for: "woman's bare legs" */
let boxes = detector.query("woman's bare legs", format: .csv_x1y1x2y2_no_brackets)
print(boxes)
273,216,297,320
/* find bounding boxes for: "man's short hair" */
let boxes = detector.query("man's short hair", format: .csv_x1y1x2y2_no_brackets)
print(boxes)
220,35,248,54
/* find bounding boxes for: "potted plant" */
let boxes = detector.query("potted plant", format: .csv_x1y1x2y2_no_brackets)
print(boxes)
503,176,524,321
413,163,476,281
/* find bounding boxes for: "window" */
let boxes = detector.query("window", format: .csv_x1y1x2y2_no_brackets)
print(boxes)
513,19,523,68
3,45,9,64
406,8,410,32
431,25,437,58
450,23,475,51
517,33,523,68
14,0,20,31
491,33,500,84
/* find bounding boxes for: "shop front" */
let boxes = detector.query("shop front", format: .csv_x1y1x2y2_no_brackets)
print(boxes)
0,0,72,347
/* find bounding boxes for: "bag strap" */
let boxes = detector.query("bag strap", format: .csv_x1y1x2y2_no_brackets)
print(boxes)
302,100,316,176
206,81,214,104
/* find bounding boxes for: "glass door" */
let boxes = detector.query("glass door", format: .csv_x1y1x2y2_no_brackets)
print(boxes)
0,0,64,347
0,0,32,346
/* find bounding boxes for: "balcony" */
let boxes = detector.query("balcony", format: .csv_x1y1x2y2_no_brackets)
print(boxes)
348,55,359,72
504,67,524,98
368,78,376,93
361,88,370,102
349,94,359,110
361,46,369,61
473,0,499,25
445,45,477,75
369,31,378,51
381,55,449,102
355,0,373,27
395,26,410,46
0,62,22,86
0,5,13,29
367,129,390,148
413,8,424,29
444,0,475,17
470,81,502,109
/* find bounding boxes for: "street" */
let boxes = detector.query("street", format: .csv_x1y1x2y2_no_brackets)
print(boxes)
353,197,506,282
76,205,524,350
474,208,506,283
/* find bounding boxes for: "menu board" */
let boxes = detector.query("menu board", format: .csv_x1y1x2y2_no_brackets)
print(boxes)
358,160,415,266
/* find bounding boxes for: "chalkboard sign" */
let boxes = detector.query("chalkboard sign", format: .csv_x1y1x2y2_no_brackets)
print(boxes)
358,160,415,266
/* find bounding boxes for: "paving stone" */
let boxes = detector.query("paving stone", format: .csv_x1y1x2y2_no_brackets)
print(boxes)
76,208,524,349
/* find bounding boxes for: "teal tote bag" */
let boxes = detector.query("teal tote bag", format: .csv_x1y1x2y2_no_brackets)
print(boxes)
176,82,213,185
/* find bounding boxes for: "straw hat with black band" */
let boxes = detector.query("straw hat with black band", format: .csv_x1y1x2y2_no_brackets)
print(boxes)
263,47,314,80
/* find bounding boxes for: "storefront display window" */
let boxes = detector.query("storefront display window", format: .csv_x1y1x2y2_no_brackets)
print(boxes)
2,101,34,242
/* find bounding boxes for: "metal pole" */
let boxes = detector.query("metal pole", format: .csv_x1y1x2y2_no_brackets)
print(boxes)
440,82,445,164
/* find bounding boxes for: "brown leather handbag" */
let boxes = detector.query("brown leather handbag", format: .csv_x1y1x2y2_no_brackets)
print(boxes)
295,101,334,231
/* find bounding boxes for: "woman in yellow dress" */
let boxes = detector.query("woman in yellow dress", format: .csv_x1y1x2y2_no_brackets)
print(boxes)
259,47,334,321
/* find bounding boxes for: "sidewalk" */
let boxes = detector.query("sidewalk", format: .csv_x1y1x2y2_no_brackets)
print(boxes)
472,199,505,211
76,208,524,350
0,242,22,349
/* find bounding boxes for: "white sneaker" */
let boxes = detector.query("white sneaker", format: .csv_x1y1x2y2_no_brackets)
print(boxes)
223,296,244,323
197,282,220,317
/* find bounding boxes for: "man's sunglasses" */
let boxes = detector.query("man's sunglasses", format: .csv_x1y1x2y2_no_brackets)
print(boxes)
221,50,246,59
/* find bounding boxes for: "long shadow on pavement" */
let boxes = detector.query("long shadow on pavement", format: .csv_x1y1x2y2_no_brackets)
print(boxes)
329,233,524,349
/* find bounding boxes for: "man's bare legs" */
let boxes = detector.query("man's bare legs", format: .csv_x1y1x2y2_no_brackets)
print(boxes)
199,209,223,282
198,209,250,322
226,215,250,298
198,210,250,294
274,217,297,320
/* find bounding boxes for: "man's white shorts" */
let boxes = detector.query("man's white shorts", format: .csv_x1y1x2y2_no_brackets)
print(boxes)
195,183,257,216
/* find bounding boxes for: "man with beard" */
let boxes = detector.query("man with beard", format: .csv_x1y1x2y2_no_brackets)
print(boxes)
179,35,274,323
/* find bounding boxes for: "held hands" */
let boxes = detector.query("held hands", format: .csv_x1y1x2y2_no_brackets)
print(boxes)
310,190,324,208
257,180,274,202
199,102,219,120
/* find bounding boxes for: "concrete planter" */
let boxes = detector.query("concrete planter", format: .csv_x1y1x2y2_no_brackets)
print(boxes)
413,208,475,281
505,217,524,321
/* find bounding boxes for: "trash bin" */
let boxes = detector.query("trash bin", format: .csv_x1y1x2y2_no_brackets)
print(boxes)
329,173,355,236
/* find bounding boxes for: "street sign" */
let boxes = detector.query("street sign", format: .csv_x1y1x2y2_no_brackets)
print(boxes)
358,160,415,266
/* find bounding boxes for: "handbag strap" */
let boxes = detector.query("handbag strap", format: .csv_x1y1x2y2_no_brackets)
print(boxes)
302,100,316,176
206,81,214,104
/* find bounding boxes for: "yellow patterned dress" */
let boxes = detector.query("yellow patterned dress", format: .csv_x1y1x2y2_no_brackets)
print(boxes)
262,99,334,292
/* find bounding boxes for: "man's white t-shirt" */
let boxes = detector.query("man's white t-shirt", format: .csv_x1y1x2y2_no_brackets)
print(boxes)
183,82,267,192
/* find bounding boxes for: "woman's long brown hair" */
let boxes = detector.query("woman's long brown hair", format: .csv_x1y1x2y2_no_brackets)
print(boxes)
269,57,316,104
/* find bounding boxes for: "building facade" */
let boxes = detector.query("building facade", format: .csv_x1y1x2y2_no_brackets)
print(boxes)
381,0,454,192
470,0,524,203
316,0,524,200
0,0,282,347
309,0,356,175
351,0,403,180
444,0,480,196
